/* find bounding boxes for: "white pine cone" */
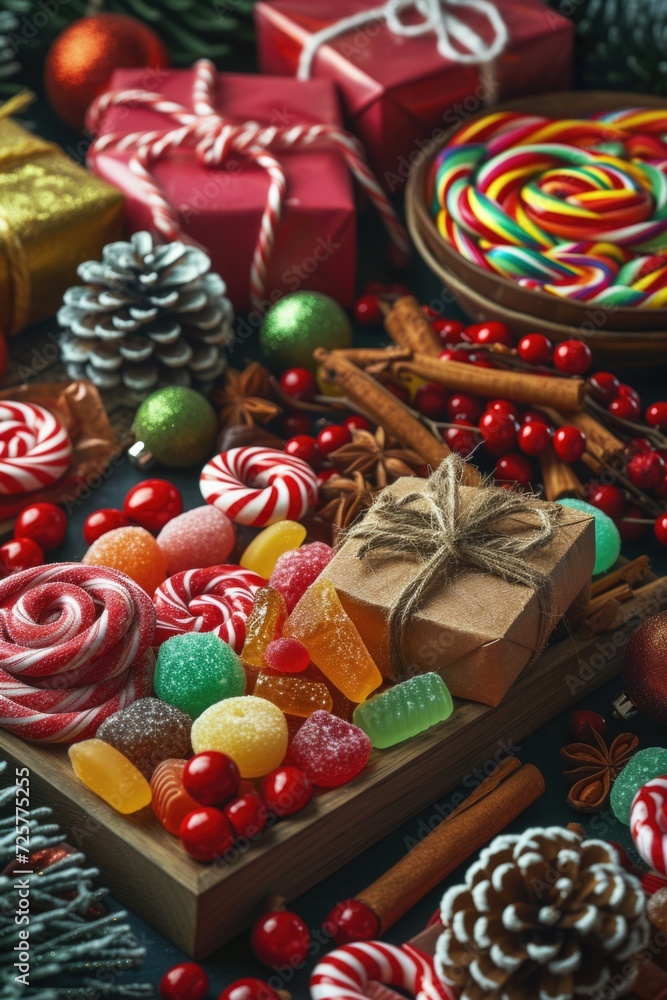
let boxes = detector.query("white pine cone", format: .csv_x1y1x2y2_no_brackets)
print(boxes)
435,826,649,1000
58,231,233,394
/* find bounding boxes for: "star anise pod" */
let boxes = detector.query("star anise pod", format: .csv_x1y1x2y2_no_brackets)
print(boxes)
213,362,281,429
330,426,423,490
561,729,639,813
319,471,375,536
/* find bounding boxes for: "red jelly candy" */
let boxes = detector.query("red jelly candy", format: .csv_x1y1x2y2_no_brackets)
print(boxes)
286,710,372,788
264,637,310,674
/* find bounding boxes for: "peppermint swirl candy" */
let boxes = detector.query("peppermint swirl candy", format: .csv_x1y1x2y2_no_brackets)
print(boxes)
310,941,454,1000
631,776,667,876
0,401,73,494
429,108,667,307
153,565,266,650
0,564,155,743
200,446,319,526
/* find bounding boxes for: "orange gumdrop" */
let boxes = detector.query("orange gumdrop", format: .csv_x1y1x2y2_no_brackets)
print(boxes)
83,525,167,595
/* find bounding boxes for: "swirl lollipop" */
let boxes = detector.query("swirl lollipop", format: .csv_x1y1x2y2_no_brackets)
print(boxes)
0,401,73,494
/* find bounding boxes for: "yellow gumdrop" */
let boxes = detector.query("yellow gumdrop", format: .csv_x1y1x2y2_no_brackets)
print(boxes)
240,520,306,578
191,695,288,778
69,740,152,814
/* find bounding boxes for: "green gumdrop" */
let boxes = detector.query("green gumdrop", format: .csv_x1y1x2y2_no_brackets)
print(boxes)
557,497,621,575
610,746,667,824
154,633,245,719
352,672,453,749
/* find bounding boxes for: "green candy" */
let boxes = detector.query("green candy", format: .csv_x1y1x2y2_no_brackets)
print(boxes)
610,746,667,824
352,672,453,749
154,633,245,719
557,497,621,575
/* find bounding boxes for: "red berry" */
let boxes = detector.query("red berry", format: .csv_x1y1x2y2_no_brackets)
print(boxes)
160,962,209,1000
588,484,625,519
353,293,383,326
364,281,385,295
553,339,592,375
630,436,652,454
260,766,313,818
0,537,43,574
616,504,646,542
447,392,482,423
264,637,310,674
183,752,241,806
415,383,449,419
470,356,496,369
522,409,550,425
619,383,641,405
285,435,320,467
385,382,411,404
479,410,518,453
432,317,466,343
343,415,371,432
486,398,520,421
280,368,317,401
317,425,351,456
655,473,667,500
14,502,67,551
588,371,620,404
219,979,280,1000
224,792,268,840
627,451,666,490
646,401,667,432
569,710,607,742
324,899,380,946
609,395,640,420
316,468,337,488
420,304,440,320
251,910,310,968
655,514,667,545
518,421,551,456
282,412,312,438
179,807,235,862
123,479,183,533
83,508,132,545
465,321,513,347
495,453,533,486
438,348,468,364
444,421,478,457
553,426,586,463
517,333,552,365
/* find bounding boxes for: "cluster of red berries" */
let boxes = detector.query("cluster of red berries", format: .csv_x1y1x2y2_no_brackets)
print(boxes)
0,501,68,575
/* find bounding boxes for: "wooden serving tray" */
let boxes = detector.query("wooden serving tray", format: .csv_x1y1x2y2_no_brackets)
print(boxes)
0,614,648,960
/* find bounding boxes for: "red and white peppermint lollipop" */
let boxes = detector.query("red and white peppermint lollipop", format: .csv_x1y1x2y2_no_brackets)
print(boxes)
0,563,155,743
631,776,667,876
153,565,266,650
200,447,318,526
310,941,454,1000
0,402,73,495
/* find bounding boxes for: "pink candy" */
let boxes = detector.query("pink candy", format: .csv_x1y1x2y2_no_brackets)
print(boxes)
157,504,236,575
287,710,371,788
269,542,333,613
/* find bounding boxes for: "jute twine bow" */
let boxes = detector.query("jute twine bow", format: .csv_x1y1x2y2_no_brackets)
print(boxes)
345,453,563,679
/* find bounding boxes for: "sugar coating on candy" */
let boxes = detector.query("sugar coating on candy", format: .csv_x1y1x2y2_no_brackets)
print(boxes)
191,695,288,778
150,758,200,834
154,632,246,719
264,637,310,674
69,739,152,814
269,542,333,613
242,587,287,669
287,710,371,788
96,697,192,777
610,747,667,824
558,497,621,575
156,505,236,575
254,672,332,718
352,673,453,749
83,525,167,596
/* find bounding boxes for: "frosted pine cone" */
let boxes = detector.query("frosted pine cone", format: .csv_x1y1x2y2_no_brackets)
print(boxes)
58,231,232,394
435,826,649,1000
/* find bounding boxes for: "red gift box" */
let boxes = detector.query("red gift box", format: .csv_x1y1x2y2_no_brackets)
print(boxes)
254,0,574,190
88,69,358,312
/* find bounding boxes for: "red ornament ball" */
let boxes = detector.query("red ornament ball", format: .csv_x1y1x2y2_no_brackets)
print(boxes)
588,484,625,519
183,751,240,807
517,333,552,365
518,421,551,456
83,508,133,546
553,339,592,375
622,610,667,724
495,453,532,487
260,766,313,817
45,14,168,130
251,910,311,968
447,392,482,424
588,371,620,404
569,710,607,741
0,537,43,575
324,898,380,946
280,368,317,401
14,503,67,551
465,321,512,347
285,435,321,468
123,479,183,533
627,451,666,490
160,963,209,1000
179,807,235,862
646,401,667,432
353,293,383,326
219,980,281,1000
224,792,268,840
553,426,586,463
317,425,351,456
415,383,448,419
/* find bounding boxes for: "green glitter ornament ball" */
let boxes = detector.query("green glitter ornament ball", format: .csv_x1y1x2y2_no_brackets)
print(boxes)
259,292,352,372
131,386,218,469
558,497,621,575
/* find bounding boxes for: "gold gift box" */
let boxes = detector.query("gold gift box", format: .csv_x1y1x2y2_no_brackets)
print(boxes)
0,99,124,335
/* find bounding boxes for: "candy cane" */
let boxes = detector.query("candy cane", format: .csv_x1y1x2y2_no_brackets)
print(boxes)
310,941,455,1000
631,777,667,877
0,402,73,494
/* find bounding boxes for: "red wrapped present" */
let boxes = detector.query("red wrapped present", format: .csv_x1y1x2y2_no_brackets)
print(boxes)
86,61,407,311
254,0,573,189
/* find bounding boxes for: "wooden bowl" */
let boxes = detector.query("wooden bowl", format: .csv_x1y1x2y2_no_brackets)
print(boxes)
407,90,667,365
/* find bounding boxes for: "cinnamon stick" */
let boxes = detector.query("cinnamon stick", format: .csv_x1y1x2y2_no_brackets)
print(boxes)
391,355,585,411
590,556,651,597
323,346,412,367
355,758,545,932
539,447,584,500
582,576,667,634
384,296,442,357
315,349,480,483
588,582,634,612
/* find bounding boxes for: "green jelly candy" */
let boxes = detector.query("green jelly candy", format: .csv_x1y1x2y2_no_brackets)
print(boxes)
557,497,621,575
610,746,667,824
352,672,453,749
154,632,245,719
